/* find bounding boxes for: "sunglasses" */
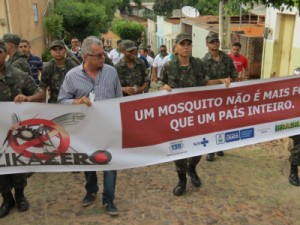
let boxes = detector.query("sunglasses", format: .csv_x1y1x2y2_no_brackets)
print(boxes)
87,52,105,59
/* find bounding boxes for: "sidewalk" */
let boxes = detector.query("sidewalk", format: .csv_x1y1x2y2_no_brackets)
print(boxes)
1,138,300,225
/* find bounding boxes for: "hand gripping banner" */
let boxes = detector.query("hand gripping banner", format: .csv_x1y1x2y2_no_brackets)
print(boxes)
1,75,300,174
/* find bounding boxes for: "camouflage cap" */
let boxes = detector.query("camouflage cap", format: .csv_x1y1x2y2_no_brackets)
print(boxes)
206,33,219,43
121,40,137,51
0,40,6,52
50,40,65,50
175,33,192,44
139,44,147,50
3,33,21,45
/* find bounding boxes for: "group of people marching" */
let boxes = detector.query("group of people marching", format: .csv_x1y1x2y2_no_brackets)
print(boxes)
0,31,299,220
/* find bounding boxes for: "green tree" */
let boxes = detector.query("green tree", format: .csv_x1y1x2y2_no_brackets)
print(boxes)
119,0,142,14
53,0,110,40
44,14,64,40
153,0,299,16
112,19,145,43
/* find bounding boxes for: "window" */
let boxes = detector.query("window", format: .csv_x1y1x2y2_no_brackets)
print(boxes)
33,3,38,22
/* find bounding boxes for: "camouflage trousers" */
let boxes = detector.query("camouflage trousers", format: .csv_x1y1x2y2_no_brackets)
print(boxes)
290,135,300,166
0,174,27,193
174,156,202,174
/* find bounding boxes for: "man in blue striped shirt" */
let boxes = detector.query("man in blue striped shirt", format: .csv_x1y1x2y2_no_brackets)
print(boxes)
19,39,43,84
58,36,122,216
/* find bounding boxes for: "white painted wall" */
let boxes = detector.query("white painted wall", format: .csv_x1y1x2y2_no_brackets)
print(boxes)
192,25,210,59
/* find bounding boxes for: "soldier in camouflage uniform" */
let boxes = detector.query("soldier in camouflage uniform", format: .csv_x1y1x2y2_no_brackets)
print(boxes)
160,33,230,196
2,33,32,76
202,32,238,161
115,40,149,96
40,40,77,103
0,40,44,218
289,67,300,186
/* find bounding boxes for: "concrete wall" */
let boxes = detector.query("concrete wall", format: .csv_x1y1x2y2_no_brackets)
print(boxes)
192,25,210,59
0,0,50,58
262,6,300,79
0,0,10,34
147,19,157,54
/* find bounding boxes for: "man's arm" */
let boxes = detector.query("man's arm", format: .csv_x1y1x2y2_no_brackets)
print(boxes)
15,75,45,102
151,66,158,82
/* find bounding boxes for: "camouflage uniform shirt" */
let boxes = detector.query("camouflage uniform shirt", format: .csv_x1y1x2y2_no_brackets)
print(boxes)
40,57,77,103
202,50,238,80
161,55,209,88
0,64,41,101
114,57,149,96
7,51,32,77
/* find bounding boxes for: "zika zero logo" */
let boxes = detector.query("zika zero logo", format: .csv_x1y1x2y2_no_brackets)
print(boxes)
2,113,113,165
3,113,84,160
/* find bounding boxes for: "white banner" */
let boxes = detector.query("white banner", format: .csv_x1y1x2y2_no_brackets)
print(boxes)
1,75,300,174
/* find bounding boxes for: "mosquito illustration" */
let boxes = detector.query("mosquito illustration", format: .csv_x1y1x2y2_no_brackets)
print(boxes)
1,112,85,160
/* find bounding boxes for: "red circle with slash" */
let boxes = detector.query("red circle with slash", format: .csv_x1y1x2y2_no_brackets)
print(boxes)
9,118,70,160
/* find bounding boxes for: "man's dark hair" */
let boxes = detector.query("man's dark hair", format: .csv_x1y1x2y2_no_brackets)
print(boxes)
232,42,242,48
160,45,167,49
20,39,30,45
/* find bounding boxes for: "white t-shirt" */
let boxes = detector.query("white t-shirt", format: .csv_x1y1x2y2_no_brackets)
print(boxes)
162,54,174,64
109,48,124,65
146,55,154,66
153,54,168,78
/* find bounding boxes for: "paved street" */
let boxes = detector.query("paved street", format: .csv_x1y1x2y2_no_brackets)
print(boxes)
1,138,300,225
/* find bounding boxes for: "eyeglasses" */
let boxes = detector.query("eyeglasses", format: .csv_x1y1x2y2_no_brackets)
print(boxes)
87,52,105,59
160,49,166,52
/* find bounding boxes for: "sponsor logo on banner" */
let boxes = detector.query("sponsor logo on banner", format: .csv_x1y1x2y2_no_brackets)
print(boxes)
216,128,254,144
225,131,240,142
168,141,186,156
240,128,254,139
0,113,112,167
216,133,225,145
275,120,300,132
257,127,271,135
193,138,209,147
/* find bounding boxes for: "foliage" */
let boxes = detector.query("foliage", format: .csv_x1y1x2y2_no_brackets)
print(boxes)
153,0,176,16
42,49,52,62
119,0,142,14
44,14,64,40
153,0,300,16
112,19,145,43
53,0,110,41
232,0,299,12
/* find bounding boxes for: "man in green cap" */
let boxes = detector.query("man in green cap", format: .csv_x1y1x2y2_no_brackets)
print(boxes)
202,32,238,161
40,40,77,103
160,33,230,196
0,40,44,218
2,33,32,76
115,40,149,96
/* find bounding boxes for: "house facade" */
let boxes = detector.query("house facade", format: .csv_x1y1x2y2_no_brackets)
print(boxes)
261,6,300,78
0,0,51,57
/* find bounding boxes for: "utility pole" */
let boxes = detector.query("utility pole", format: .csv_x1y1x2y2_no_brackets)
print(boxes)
219,0,231,52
